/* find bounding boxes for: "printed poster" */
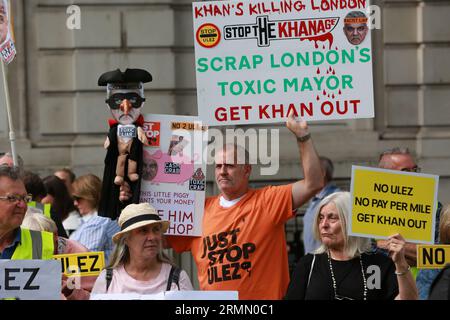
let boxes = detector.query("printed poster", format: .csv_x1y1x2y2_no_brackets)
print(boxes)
0,0,16,63
0,260,61,300
53,251,105,277
193,0,374,125
140,114,208,236
417,245,450,269
349,166,439,244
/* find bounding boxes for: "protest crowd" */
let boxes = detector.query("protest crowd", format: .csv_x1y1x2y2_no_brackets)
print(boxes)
1,0,450,302
1,133,449,300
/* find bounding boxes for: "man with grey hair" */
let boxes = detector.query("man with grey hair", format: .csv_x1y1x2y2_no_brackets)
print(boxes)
0,152,24,171
167,112,324,299
0,165,55,259
378,147,420,173
302,156,341,254
377,147,441,275
376,147,420,268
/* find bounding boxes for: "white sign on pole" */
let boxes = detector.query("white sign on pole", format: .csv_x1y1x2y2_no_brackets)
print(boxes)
0,65,7,136
0,0,17,64
0,260,61,300
193,0,374,125
140,114,208,236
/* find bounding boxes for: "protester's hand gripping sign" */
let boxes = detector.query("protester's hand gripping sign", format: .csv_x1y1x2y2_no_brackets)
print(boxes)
0,260,60,300
349,166,439,244
140,114,208,236
193,0,374,125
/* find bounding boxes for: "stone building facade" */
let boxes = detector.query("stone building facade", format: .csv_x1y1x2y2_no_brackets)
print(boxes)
1,0,450,288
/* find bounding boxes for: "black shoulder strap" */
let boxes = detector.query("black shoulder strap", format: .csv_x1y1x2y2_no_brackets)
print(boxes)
166,265,181,291
106,268,113,292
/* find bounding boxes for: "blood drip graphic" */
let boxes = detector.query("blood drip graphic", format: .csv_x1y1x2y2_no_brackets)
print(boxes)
301,32,334,50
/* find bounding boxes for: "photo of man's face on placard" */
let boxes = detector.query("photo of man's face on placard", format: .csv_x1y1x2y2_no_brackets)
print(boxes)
343,11,369,45
0,1,9,46
142,153,158,181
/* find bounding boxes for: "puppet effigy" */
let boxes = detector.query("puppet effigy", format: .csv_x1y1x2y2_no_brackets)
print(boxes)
97,68,152,220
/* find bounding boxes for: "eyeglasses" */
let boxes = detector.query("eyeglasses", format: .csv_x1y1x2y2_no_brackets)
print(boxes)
72,195,83,201
0,194,32,203
401,166,421,173
105,93,145,110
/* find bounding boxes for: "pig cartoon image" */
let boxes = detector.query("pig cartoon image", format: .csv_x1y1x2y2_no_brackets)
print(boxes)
143,149,194,184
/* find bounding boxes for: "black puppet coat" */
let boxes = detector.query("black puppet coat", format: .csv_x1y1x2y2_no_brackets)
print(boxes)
98,121,144,220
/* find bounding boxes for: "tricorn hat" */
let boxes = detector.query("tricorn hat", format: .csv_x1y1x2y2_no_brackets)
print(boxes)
98,68,152,86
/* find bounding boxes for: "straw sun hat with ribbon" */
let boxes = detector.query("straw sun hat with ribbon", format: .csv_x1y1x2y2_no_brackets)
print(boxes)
113,203,169,243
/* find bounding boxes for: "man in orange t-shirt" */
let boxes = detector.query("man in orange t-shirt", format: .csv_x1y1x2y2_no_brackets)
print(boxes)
166,112,324,299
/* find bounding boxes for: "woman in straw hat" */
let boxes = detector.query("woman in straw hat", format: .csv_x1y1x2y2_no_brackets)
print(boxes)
91,203,193,295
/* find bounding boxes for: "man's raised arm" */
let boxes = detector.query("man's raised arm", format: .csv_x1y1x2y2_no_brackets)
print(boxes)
286,112,324,209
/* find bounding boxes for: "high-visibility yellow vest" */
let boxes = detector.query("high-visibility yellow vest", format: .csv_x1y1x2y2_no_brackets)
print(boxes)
27,201,52,219
11,228,55,260
411,266,419,280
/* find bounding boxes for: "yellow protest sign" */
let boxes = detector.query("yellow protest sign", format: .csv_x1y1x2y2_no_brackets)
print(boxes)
349,166,439,243
53,251,105,277
417,245,450,269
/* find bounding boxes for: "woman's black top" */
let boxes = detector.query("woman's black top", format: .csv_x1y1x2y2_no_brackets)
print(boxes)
285,252,399,300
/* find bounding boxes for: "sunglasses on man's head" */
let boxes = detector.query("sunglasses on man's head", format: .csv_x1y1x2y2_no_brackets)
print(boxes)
105,93,145,110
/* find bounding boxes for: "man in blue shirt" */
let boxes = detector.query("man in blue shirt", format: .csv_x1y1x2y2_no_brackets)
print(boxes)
302,157,340,254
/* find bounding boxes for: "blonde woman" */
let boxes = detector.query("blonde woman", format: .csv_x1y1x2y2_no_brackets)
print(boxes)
285,191,418,300
22,212,96,300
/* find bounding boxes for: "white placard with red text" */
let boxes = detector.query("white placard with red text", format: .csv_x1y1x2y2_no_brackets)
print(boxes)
193,0,374,125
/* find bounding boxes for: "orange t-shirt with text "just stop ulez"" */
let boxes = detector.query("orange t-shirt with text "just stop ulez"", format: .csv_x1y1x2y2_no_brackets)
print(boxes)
168,184,294,300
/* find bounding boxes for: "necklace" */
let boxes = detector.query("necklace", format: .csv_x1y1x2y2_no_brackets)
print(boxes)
327,251,367,300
